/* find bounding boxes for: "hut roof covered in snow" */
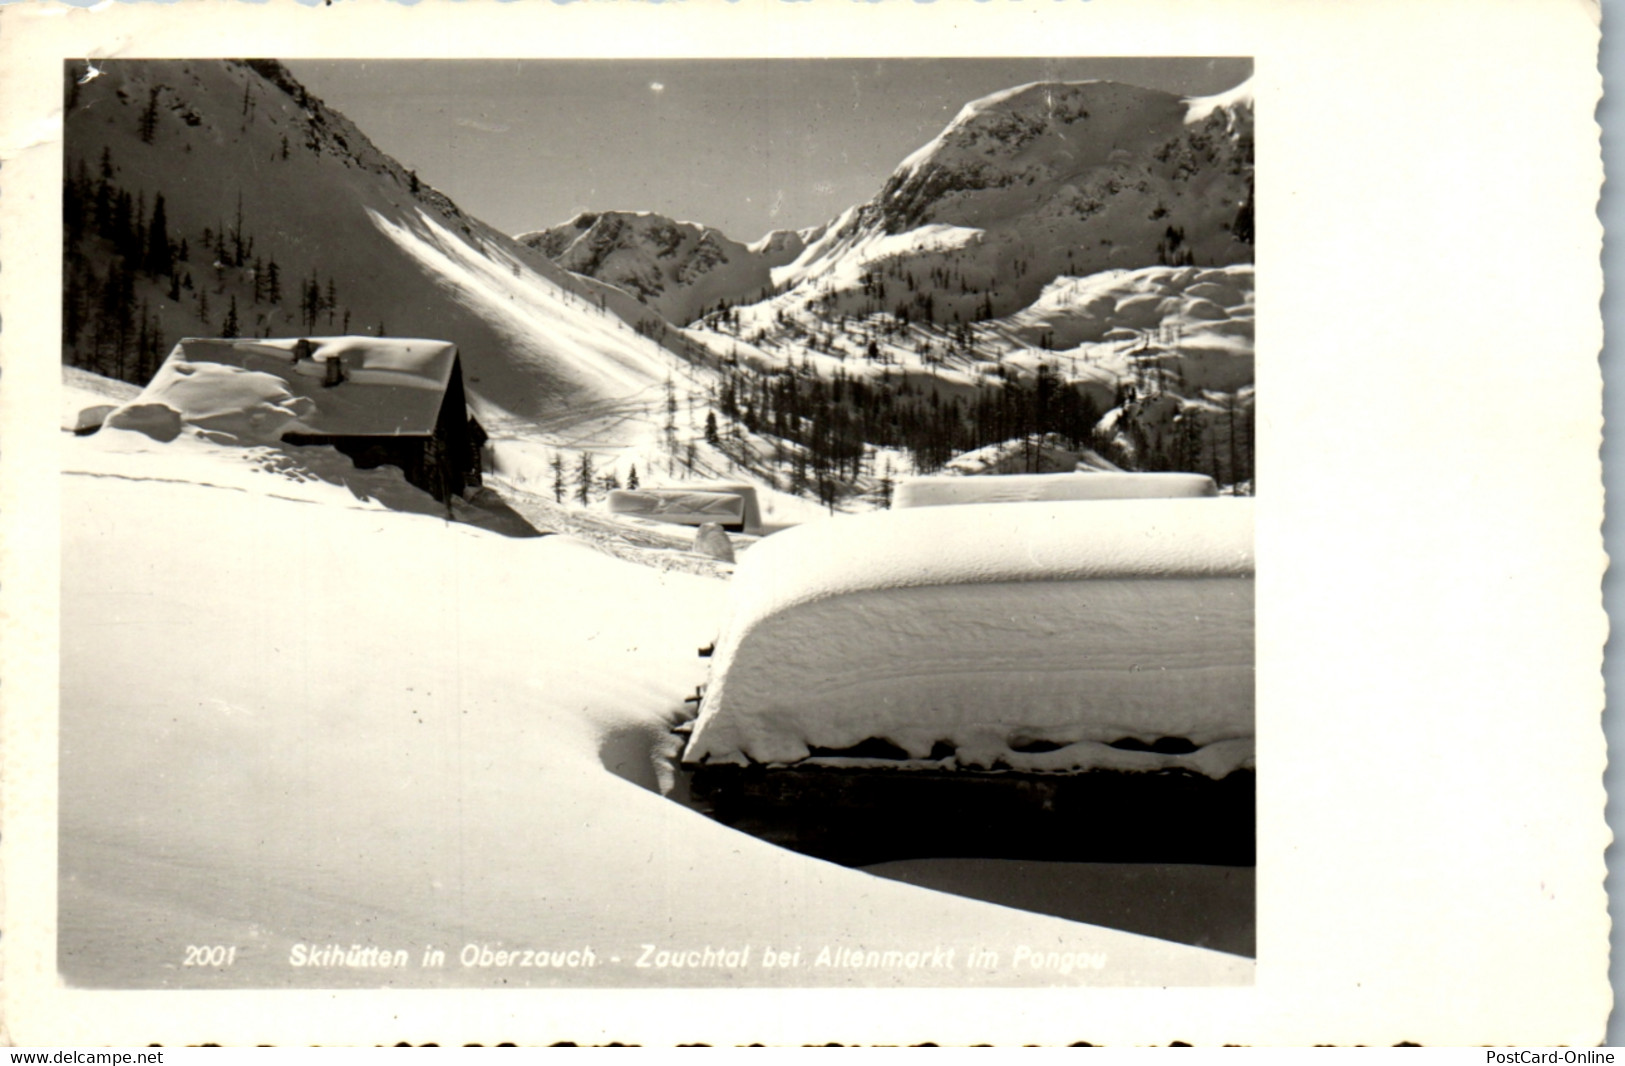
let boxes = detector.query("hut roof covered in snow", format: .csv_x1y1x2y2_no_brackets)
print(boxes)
683,497,1255,772
896,471,1218,509
160,337,460,438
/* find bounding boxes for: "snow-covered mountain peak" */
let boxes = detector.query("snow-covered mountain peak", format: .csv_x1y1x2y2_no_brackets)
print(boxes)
895,80,1188,179
868,79,1239,242
746,227,809,268
518,210,776,325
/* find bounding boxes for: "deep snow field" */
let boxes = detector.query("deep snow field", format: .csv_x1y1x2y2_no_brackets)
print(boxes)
58,371,1252,988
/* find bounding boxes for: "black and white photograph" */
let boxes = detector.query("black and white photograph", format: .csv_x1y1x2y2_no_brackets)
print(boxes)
56,52,1256,989
2,0,1609,1047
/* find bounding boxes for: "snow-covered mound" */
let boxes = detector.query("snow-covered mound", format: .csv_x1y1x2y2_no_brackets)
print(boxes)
63,365,142,433
1010,264,1255,394
519,211,776,326
76,408,453,520
108,361,314,443
63,364,142,407
683,497,1254,774
896,471,1217,509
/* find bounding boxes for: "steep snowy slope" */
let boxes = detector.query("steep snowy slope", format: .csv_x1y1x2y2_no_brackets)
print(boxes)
518,210,777,326
62,60,691,444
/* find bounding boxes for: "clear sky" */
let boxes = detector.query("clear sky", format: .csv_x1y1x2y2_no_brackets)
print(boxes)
286,58,1252,245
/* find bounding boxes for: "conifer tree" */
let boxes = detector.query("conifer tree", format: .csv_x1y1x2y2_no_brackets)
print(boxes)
575,453,595,506
132,191,147,266
109,190,134,259
1233,187,1254,245
145,193,172,277
231,192,246,267
550,453,567,503
63,271,86,355
64,159,90,247
301,271,322,332
138,87,159,144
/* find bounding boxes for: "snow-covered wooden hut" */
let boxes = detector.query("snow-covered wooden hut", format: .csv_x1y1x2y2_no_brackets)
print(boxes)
153,337,485,502
681,496,1255,863
685,496,1253,773
607,489,747,532
607,481,763,535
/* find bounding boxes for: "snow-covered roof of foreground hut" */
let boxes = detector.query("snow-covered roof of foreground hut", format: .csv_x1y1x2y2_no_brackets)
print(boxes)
684,497,1254,772
155,337,459,438
896,471,1218,509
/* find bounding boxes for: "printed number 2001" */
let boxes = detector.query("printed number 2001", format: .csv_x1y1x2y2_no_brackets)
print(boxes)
183,945,238,967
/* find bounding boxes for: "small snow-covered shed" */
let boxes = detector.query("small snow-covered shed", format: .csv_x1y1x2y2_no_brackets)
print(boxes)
608,481,764,535
152,337,485,502
607,489,747,531
683,497,1254,778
